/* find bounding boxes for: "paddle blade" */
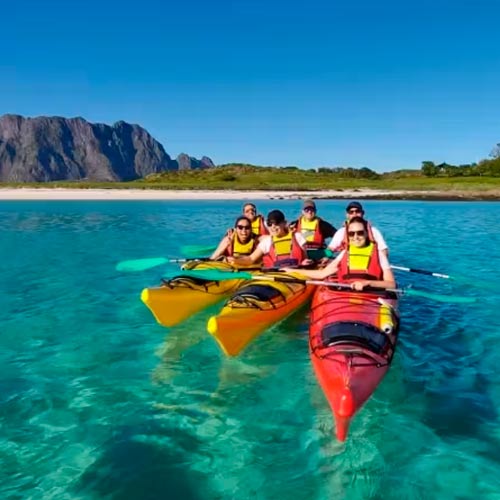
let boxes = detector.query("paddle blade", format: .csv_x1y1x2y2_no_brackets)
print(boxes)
116,257,168,272
180,244,217,257
404,288,476,304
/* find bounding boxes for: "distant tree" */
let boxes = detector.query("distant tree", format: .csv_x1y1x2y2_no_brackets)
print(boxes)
421,161,440,177
490,143,500,159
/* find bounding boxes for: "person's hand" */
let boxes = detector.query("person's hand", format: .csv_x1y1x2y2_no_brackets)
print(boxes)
226,256,236,265
318,257,331,267
226,228,234,238
300,258,314,267
289,222,297,231
351,280,370,291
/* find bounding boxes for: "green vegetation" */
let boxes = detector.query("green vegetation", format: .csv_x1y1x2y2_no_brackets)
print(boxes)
2,145,500,197
420,145,500,177
2,164,500,194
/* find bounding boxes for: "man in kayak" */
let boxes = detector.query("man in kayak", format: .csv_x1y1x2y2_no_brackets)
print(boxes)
328,201,389,257
227,209,310,268
242,203,269,237
289,199,337,253
210,216,260,261
284,216,395,291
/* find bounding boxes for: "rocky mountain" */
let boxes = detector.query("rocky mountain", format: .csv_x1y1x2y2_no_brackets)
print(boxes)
0,114,214,182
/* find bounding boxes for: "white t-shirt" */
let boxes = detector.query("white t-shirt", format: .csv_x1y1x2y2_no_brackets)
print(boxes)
258,232,307,254
336,248,391,270
328,226,388,252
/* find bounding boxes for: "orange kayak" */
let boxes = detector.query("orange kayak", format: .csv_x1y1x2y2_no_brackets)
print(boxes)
207,271,314,356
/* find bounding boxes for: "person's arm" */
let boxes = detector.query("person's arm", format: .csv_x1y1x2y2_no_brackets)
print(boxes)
319,219,337,239
283,253,343,279
227,236,268,266
372,227,389,257
227,247,264,266
327,227,345,251
350,252,395,290
210,235,231,260
288,218,299,231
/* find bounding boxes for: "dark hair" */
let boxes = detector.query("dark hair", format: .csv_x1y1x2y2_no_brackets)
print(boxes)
235,216,252,227
266,209,286,225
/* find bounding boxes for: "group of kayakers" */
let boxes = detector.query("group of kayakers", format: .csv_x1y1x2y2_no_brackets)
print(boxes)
210,199,395,291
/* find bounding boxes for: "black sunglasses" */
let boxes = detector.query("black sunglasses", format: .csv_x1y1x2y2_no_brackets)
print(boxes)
348,209,362,214
348,230,366,237
236,224,251,230
267,220,283,226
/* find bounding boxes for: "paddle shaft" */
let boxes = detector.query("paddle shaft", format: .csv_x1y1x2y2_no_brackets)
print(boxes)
391,265,451,279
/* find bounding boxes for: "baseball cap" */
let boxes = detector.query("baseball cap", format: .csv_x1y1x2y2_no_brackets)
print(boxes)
346,201,363,212
302,199,316,210
266,209,285,225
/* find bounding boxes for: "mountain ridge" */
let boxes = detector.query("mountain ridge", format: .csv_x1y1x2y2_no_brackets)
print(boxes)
0,114,214,182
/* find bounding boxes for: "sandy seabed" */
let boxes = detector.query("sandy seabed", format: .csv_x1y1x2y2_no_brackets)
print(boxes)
0,188,437,201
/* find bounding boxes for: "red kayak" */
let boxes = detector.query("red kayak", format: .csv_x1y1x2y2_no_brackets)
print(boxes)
309,284,400,441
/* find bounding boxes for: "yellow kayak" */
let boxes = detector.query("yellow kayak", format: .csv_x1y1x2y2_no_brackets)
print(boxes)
141,260,246,328
207,271,315,356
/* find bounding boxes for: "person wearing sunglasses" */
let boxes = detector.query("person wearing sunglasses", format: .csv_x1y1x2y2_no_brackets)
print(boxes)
210,216,260,261
227,209,311,268
289,199,337,254
283,217,395,291
242,203,269,237
327,201,389,257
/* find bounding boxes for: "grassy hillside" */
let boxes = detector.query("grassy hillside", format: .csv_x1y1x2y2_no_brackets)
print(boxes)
2,164,500,193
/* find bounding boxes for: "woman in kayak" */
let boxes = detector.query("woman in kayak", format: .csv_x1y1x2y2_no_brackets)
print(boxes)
227,209,311,268
210,216,260,260
284,216,395,291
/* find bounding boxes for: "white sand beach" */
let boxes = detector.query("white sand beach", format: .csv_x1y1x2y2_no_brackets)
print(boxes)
0,188,435,201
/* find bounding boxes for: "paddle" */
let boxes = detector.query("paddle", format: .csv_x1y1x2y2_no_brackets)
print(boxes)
180,244,217,257
391,265,453,279
391,265,495,291
116,257,210,272
177,269,476,304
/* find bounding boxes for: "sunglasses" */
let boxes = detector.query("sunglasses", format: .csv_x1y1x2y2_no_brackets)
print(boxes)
303,207,316,212
267,220,283,227
236,224,251,230
244,208,256,213
348,230,366,237
348,209,362,214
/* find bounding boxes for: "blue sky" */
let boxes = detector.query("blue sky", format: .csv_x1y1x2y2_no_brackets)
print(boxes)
1,0,499,172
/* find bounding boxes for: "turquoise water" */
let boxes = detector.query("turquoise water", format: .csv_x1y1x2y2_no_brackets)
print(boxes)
1,199,500,500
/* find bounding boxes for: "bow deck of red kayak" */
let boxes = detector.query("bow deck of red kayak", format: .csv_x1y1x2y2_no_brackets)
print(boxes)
309,285,400,441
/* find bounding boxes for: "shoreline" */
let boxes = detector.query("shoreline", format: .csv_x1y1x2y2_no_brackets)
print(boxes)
0,187,499,201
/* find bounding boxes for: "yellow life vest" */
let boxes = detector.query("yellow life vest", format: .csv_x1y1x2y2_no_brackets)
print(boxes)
298,216,320,242
272,232,293,257
348,242,374,271
251,218,261,235
231,234,256,256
